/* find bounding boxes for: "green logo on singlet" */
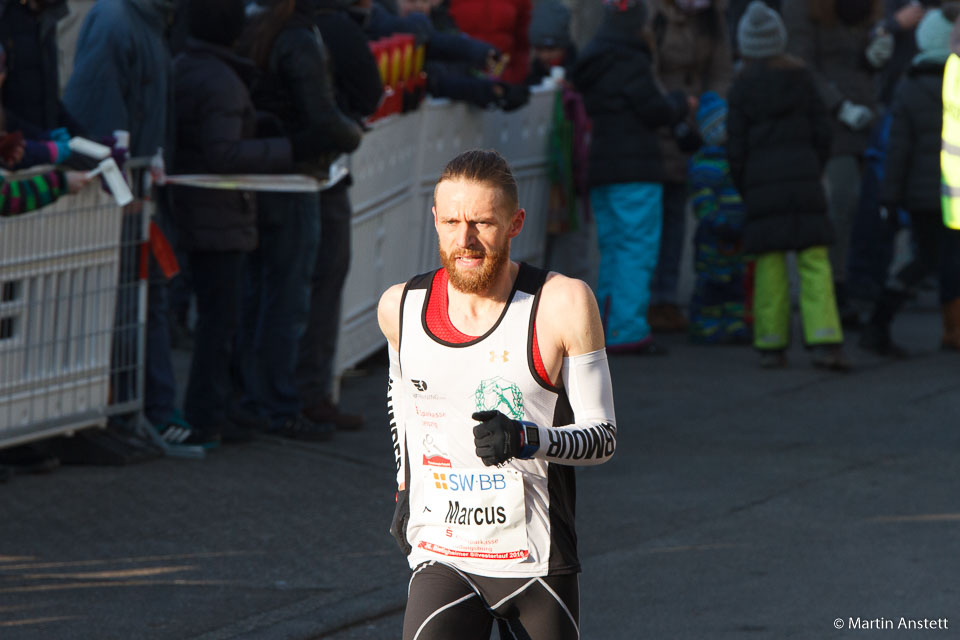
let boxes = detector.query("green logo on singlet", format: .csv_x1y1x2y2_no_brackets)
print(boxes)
474,376,524,420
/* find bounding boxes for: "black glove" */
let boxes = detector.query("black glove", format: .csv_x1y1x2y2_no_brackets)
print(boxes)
389,489,412,555
672,121,703,153
472,410,522,466
495,83,531,112
290,127,326,163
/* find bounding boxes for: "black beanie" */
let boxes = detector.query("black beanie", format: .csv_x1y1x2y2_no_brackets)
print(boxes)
189,0,248,47
530,0,572,49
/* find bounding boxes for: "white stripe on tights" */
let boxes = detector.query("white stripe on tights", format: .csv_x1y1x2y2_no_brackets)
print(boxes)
412,593,478,640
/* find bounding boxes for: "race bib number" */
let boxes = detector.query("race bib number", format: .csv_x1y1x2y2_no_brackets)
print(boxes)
418,467,528,561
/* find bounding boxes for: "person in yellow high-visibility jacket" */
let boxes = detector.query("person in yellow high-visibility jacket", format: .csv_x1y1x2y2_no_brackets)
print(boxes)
938,14,960,348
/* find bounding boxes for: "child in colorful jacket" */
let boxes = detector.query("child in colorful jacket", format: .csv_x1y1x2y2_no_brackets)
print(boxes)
687,91,749,344
0,169,88,217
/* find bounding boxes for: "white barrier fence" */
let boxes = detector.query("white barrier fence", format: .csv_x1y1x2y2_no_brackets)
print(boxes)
0,183,122,444
0,85,557,447
337,85,557,375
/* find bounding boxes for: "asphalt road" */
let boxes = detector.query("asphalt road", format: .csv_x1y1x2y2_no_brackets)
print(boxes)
1,301,957,640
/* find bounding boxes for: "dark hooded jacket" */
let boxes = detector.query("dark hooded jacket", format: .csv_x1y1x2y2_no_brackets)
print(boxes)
242,0,363,177
171,39,294,252
726,56,834,253
0,0,81,132
63,0,174,157
310,0,383,123
881,60,946,214
571,9,687,187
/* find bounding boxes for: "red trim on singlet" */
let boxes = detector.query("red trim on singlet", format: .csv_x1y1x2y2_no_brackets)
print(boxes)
425,269,553,386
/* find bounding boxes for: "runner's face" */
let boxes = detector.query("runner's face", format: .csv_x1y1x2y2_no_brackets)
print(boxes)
434,179,522,294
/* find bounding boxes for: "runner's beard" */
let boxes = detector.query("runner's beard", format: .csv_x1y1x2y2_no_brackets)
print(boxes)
439,242,509,294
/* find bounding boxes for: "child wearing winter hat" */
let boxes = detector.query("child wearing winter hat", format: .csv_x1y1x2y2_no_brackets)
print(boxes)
687,91,750,344
527,0,576,85
728,1,849,369
861,7,960,352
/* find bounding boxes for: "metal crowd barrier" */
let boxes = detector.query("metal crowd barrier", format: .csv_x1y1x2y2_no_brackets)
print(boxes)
0,83,557,449
0,169,121,448
0,160,203,458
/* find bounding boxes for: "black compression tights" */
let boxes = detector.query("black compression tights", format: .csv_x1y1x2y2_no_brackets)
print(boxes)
402,561,580,640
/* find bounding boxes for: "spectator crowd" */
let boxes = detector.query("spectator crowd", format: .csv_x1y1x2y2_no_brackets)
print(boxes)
1,0,959,479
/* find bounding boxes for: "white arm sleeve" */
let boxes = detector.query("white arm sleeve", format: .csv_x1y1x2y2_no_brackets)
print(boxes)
387,345,407,487
533,348,617,466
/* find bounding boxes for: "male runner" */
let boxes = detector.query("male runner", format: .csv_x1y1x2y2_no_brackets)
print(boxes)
377,149,617,639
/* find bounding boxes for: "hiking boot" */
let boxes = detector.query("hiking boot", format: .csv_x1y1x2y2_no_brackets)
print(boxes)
812,344,851,372
302,399,364,431
858,323,908,358
942,299,960,351
271,413,334,442
648,303,689,333
758,350,787,369
0,444,60,474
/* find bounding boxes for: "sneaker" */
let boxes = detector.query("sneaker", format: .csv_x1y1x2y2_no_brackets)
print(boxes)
759,350,787,368
154,410,219,449
811,345,851,372
302,399,363,431
271,413,334,442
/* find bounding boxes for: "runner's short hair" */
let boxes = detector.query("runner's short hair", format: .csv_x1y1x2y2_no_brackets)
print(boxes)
434,149,519,216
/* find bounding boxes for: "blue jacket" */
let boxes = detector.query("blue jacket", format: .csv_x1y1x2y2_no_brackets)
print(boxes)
63,0,172,158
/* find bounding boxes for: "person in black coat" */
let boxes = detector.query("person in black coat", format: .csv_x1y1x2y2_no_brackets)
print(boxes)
727,1,848,369
366,1,530,110
235,0,363,441
172,0,311,444
0,0,85,134
570,0,689,354
295,0,383,431
861,7,960,354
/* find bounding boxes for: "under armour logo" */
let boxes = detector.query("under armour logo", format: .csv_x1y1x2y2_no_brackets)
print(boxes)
412,379,428,391
489,351,509,363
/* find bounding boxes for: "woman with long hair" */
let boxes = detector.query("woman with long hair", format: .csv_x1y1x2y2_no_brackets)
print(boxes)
235,0,362,441
780,0,891,322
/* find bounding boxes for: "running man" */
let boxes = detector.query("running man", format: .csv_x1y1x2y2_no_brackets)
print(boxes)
377,149,617,639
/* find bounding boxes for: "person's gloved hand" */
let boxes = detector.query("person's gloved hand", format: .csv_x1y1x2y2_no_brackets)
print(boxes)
865,30,894,69
53,139,72,163
389,489,412,555
837,100,873,131
48,127,70,143
473,410,523,466
290,127,327,163
672,121,703,152
495,82,530,112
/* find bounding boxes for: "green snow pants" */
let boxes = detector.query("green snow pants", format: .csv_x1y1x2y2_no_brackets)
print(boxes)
753,246,844,350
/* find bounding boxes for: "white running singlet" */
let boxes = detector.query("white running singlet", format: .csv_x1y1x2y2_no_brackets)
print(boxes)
396,264,579,578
